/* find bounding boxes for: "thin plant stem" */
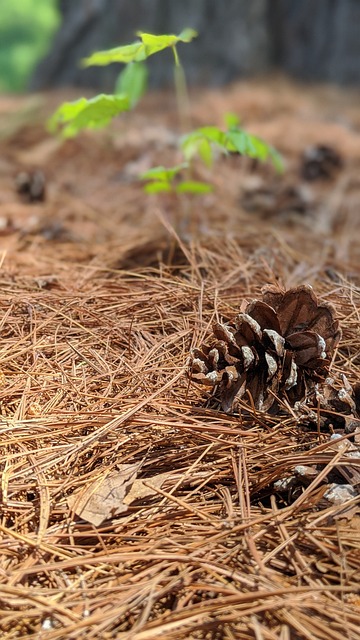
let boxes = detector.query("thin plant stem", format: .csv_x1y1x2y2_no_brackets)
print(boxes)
172,46,191,133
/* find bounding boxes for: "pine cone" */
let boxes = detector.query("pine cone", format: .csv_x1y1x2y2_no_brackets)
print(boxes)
190,285,341,414
301,144,342,181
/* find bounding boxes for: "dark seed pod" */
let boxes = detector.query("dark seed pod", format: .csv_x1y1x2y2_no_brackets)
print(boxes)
15,170,46,203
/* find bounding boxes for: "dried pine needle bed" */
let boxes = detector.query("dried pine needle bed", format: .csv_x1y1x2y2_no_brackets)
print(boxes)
1,79,360,639
0,234,359,640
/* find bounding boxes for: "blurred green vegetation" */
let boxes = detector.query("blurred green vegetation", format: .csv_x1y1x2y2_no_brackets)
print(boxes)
0,0,60,92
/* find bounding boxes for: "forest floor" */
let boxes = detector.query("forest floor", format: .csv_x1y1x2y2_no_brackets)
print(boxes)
0,77,360,639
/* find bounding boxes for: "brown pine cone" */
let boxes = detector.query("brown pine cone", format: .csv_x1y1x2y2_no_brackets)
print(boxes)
301,144,343,181
189,285,341,414
15,170,46,203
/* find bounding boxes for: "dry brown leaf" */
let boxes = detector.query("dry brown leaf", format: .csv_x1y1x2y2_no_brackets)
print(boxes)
67,463,140,526
123,471,171,505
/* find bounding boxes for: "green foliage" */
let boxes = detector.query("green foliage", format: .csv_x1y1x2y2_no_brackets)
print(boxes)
82,29,197,67
140,164,212,195
51,28,197,138
223,112,241,129
0,0,59,92
181,115,284,172
48,94,130,138
175,181,213,195
50,28,284,199
140,164,186,194
82,42,145,67
115,62,148,107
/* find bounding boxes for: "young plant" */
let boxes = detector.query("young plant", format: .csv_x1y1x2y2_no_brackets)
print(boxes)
49,29,283,198
181,113,283,173
49,29,196,137
140,164,212,195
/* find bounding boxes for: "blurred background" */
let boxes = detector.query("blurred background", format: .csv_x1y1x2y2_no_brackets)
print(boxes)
1,0,359,94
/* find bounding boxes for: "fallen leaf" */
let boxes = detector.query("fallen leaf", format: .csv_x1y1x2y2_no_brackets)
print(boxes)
123,471,171,504
67,463,140,526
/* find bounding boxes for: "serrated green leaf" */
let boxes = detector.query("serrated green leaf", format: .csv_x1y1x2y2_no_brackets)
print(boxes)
140,163,188,183
82,42,146,67
144,181,172,194
115,61,148,107
176,181,213,194
48,94,130,138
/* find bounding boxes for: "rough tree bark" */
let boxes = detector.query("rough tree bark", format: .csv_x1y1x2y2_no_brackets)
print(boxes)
280,0,360,84
30,0,360,90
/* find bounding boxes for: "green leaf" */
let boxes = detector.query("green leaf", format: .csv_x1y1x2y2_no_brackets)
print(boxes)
115,61,148,107
137,33,179,57
224,112,240,129
82,42,146,67
197,138,213,167
140,163,188,183
246,134,269,160
83,30,197,68
181,123,284,172
227,129,284,171
180,134,204,163
196,126,227,146
225,129,248,154
177,28,198,43
144,181,172,194
48,93,130,137
181,127,228,164
226,130,268,158
137,29,197,57
176,181,213,194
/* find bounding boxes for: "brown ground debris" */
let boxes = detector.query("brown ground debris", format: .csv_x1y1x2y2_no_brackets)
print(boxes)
0,77,359,639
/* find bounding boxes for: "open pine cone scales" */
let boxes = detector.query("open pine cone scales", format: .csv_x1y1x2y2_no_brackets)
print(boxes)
190,285,341,414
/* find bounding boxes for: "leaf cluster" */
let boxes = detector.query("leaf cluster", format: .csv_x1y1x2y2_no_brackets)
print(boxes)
49,29,284,193
82,28,197,67
140,164,212,195
181,113,283,172
48,29,197,137
48,94,130,138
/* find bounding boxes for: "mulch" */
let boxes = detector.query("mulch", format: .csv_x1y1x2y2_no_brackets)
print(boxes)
0,77,359,639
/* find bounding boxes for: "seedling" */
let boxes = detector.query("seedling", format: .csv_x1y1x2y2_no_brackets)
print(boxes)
181,113,283,173
49,29,283,198
140,164,212,195
140,113,282,194
49,29,196,137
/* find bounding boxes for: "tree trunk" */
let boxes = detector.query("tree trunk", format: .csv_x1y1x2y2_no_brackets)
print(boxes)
280,0,360,84
30,0,360,90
